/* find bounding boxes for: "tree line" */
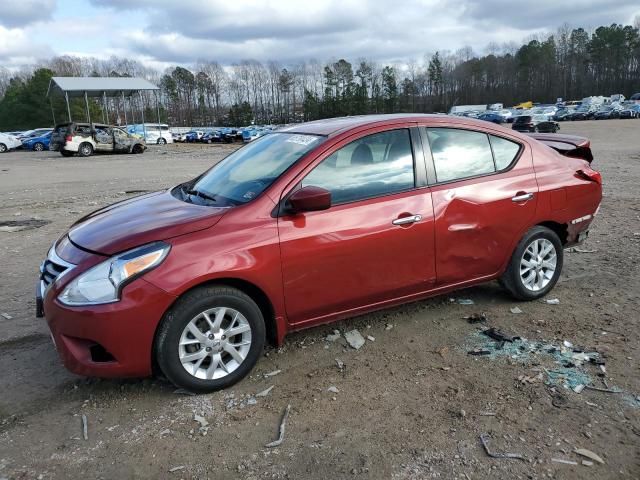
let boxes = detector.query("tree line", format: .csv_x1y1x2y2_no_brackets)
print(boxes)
0,22,639,130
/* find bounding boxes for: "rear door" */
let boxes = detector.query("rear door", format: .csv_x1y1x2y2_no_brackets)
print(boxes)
421,126,538,285
94,127,114,151
278,126,436,325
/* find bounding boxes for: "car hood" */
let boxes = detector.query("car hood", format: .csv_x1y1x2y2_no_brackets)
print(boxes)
68,190,228,255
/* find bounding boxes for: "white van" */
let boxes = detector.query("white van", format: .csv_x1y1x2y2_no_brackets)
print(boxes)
128,124,173,145
0,132,22,153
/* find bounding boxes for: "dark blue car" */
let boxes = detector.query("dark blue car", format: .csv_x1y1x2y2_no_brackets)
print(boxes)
22,131,52,151
478,112,504,124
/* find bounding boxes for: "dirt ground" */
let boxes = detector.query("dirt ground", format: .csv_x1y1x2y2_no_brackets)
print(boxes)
0,120,639,480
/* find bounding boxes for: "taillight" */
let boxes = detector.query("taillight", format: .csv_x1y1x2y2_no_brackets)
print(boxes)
577,167,602,185
65,135,72,142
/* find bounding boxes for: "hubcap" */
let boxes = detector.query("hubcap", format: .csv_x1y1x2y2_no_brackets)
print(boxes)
178,307,252,380
520,238,557,291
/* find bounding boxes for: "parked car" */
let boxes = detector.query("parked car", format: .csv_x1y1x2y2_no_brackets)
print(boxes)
512,115,560,133
593,105,622,120
21,131,52,151
184,130,204,142
0,132,22,153
37,114,602,392
553,106,576,121
202,130,222,143
18,128,53,140
50,123,147,157
127,124,173,145
619,104,640,119
478,112,504,124
569,105,597,121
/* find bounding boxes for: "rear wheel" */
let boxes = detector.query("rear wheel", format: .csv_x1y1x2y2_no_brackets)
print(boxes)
33,142,45,151
157,138,167,145
78,142,93,157
155,286,265,393
500,226,563,300
0,143,7,153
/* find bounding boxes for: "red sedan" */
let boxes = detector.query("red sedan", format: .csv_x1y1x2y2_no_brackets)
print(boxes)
37,114,602,392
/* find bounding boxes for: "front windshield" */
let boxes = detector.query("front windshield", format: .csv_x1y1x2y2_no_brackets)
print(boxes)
186,132,324,206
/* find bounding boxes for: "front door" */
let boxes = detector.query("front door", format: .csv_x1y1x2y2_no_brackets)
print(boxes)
278,127,436,325
422,127,539,285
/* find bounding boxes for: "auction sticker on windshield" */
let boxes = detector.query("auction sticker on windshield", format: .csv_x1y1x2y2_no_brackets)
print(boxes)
285,134,319,146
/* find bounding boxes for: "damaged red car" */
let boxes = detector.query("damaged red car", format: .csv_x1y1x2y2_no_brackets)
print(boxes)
37,114,602,392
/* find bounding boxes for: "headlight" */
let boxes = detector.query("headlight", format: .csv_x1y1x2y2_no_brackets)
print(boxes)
58,242,170,306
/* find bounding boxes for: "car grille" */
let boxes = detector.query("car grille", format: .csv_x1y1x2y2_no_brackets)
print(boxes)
40,246,75,290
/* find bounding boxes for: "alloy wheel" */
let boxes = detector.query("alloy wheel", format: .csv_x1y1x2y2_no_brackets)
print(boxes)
519,238,557,291
178,307,252,380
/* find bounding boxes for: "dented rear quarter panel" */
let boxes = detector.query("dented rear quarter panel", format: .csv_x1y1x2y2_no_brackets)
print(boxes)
529,138,602,243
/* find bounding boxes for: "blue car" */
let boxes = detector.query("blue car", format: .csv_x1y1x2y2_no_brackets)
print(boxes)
478,112,504,124
22,131,52,151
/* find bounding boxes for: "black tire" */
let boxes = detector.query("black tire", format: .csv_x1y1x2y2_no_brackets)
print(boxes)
157,138,167,145
33,142,45,151
132,144,145,154
78,142,93,157
155,285,266,393
0,143,7,153
500,226,563,301
60,150,73,157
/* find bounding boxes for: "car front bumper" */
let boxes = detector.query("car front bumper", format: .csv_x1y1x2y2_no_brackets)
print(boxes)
38,244,177,378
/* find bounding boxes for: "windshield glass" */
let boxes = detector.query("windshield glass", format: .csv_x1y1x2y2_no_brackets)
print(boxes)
186,132,324,206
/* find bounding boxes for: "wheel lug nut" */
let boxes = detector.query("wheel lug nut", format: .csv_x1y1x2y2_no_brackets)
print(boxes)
208,334,214,339
222,335,226,340
206,347,212,352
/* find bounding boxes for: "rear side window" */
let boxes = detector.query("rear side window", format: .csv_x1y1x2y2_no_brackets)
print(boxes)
490,135,521,170
427,128,494,183
302,129,415,204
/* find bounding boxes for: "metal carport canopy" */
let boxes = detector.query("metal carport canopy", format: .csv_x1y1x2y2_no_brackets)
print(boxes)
47,77,159,98
46,77,162,134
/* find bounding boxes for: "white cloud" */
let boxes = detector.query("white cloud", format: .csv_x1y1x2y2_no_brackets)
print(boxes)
0,0,56,28
0,25,53,67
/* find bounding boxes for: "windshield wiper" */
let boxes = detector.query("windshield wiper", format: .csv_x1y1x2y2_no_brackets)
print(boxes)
186,188,217,203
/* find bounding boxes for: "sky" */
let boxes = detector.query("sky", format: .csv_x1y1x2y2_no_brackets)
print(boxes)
1,0,639,71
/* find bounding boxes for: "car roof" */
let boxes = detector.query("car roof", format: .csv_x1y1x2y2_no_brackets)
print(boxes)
278,114,446,136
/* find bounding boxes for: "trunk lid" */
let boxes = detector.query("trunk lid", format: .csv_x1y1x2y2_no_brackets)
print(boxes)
526,133,594,163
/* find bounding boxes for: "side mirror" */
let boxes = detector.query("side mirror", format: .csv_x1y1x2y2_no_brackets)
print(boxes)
288,186,331,214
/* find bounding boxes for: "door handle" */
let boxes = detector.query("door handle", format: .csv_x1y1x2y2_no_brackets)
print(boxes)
511,192,534,202
392,214,422,226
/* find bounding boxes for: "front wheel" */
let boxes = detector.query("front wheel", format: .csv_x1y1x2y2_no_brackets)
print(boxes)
132,144,145,154
157,138,167,145
500,226,563,300
0,143,7,153
155,286,266,393
33,142,45,151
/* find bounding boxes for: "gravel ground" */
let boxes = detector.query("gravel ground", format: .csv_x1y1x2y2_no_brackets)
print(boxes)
0,121,639,479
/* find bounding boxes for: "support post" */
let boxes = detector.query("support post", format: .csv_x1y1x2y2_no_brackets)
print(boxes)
102,91,107,124
155,91,162,143
65,91,71,122
84,91,91,124
49,97,56,126
121,91,128,126
139,91,146,141
129,94,135,127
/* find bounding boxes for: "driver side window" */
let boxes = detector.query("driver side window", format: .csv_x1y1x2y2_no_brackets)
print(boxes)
301,129,415,204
